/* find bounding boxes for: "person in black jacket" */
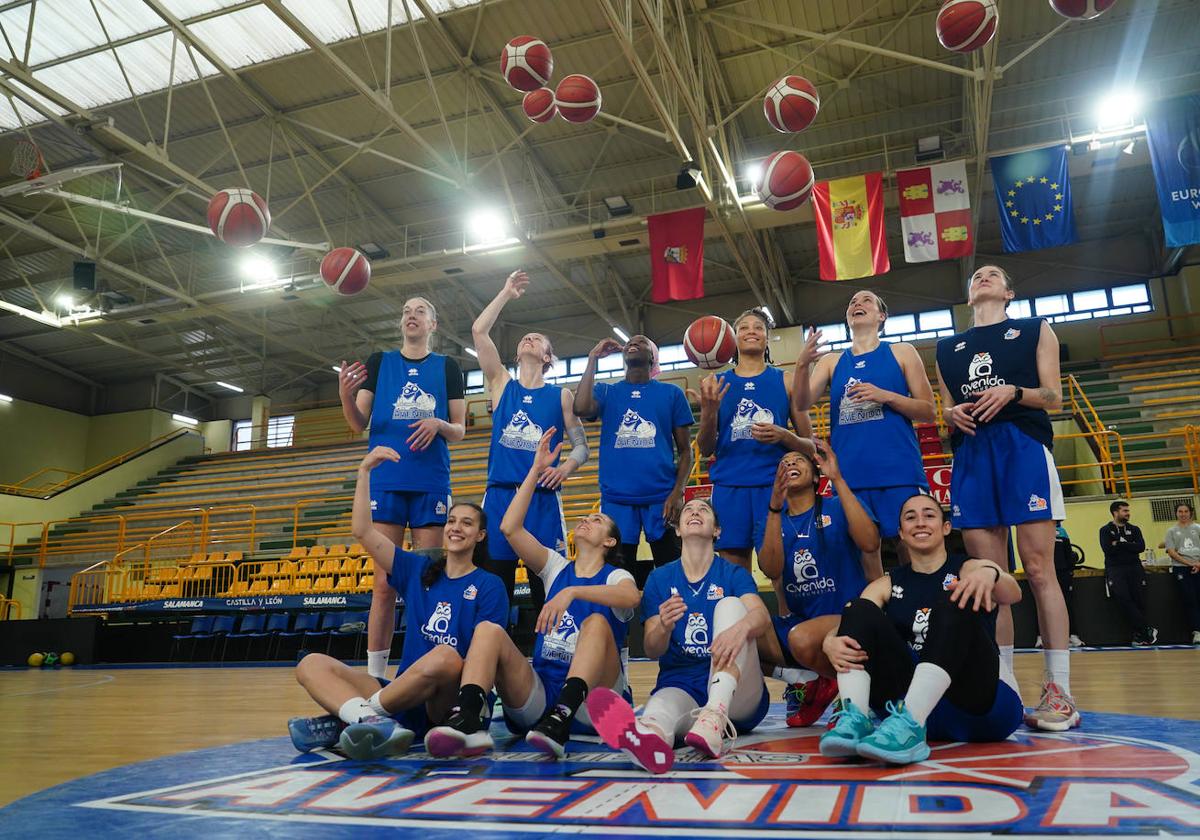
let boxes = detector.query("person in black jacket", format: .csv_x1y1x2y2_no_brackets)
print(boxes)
1099,501,1156,646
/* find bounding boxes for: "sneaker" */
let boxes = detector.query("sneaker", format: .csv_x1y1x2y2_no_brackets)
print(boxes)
1192,630,1200,646
1069,634,1085,648
526,705,572,759
684,706,737,759
784,675,839,727
855,701,929,765
819,699,874,758
288,714,346,753
587,686,675,775
338,715,415,760
1023,681,1081,732
1147,627,1159,645
783,683,804,721
424,706,493,758
1035,635,1043,648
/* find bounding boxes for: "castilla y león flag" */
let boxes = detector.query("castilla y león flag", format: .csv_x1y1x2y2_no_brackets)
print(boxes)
812,172,889,280
649,207,706,302
896,159,973,263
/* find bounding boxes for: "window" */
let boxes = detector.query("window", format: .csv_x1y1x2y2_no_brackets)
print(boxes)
1035,294,1069,316
1015,281,1153,325
1072,289,1108,311
1007,299,1033,318
1112,284,1149,306
465,370,484,389
232,416,295,451
822,308,954,351
920,310,953,331
882,314,916,336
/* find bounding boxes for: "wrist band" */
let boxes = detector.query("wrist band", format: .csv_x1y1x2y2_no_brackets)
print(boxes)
769,505,783,514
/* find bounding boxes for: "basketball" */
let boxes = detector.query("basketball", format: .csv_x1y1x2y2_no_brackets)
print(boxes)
60,651,75,666
763,75,820,133
320,247,371,296
206,188,270,248
27,652,43,667
935,0,998,53
555,74,601,123
522,88,557,123
500,36,553,92
684,315,736,370
1049,0,1117,19
756,150,815,211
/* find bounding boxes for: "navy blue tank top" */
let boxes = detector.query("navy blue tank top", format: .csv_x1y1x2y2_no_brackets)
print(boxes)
936,317,1053,450
830,343,925,489
710,366,791,487
885,554,996,654
487,379,564,488
368,351,450,493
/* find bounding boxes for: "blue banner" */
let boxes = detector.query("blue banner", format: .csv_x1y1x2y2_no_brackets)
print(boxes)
71,593,373,615
991,146,1076,252
1146,94,1200,247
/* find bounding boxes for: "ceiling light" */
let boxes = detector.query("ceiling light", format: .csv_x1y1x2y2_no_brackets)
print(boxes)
466,209,509,244
612,325,630,342
216,381,244,393
0,299,62,328
0,393,12,403
172,413,199,426
603,195,633,217
1095,89,1140,132
240,256,276,282
743,162,763,186
464,347,479,358
56,293,74,309
676,161,702,190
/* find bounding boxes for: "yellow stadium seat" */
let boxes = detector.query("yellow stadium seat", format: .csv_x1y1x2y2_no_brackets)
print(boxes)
348,543,365,556
222,580,249,597
140,584,161,599
252,561,277,579
320,558,340,573
284,546,309,560
277,561,297,576
178,566,195,581
206,552,224,563
147,567,177,584
224,550,244,563
293,576,312,592
327,544,347,557
300,559,319,575
270,578,289,593
188,552,206,565
248,579,268,593
340,557,360,573
308,545,328,558
161,584,181,597
313,577,334,592
334,575,356,591
358,573,374,591
191,565,213,580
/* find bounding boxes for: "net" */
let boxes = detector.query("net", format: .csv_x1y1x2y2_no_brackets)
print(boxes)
10,140,43,180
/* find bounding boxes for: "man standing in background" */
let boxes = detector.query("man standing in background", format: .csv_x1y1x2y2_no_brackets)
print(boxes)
1099,501,1156,647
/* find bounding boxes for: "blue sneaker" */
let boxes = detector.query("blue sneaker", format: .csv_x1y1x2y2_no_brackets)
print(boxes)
818,699,874,758
855,701,930,765
288,714,346,753
338,715,415,760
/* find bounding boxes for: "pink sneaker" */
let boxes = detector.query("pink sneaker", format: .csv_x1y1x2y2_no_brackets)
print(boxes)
586,686,675,775
684,706,736,759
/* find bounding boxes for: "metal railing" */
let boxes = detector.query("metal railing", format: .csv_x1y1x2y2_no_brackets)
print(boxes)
0,429,194,497
0,596,21,620
1099,313,1200,358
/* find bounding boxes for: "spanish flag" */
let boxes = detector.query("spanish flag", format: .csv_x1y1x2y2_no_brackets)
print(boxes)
812,172,890,281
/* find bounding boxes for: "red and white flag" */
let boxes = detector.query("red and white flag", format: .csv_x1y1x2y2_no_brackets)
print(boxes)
895,160,973,263
648,207,706,303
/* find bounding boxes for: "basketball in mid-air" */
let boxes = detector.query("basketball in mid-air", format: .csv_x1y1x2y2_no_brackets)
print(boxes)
1049,0,1117,19
935,0,998,53
320,248,371,296
756,151,815,212
555,74,602,123
763,75,820,133
207,188,270,248
523,88,557,123
684,316,736,370
501,36,553,92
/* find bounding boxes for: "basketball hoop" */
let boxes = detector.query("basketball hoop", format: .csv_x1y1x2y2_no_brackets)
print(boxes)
10,140,44,180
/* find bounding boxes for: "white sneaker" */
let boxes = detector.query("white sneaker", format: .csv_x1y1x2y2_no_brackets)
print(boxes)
683,706,736,759
1035,635,1043,648
1069,634,1084,648
1192,630,1200,646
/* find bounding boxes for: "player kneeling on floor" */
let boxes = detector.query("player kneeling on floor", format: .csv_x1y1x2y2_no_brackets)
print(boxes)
425,428,639,759
289,446,508,760
588,497,771,775
820,493,1024,765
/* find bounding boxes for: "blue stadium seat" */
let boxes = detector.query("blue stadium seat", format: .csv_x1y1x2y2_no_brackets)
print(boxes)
304,611,346,655
197,614,237,661
220,612,267,661
329,610,370,660
274,612,319,660
169,615,215,662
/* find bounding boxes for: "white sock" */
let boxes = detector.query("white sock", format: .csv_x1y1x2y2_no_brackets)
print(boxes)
837,669,871,713
705,671,737,714
337,697,375,725
772,665,819,685
367,689,388,717
998,644,1014,674
903,663,952,726
1044,649,1071,695
367,650,389,679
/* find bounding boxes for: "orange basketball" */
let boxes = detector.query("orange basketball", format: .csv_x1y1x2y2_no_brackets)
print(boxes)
684,316,736,370
555,74,601,123
1049,0,1117,18
756,150,815,212
936,0,998,53
522,88,557,123
501,36,553,92
763,75,820,133
320,247,371,296
207,188,270,248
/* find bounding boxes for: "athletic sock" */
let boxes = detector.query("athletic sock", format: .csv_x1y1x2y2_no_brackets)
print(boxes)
1044,649,1071,695
553,677,589,720
367,689,388,717
903,663,952,726
337,697,375,725
456,683,489,727
772,665,819,685
705,671,737,714
998,644,1017,692
837,669,871,713
367,649,389,679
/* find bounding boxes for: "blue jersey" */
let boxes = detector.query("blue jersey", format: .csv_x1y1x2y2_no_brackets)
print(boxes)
830,344,925,490
487,379,564,487
780,495,868,620
642,557,757,698
710,366,792,488
386,548,509,673
884,554,995,654
936,318,1052,450
593,379,694,504
532,549,635,688
369,351,451,493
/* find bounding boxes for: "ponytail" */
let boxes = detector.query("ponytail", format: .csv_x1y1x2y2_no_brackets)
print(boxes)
420,502,490,588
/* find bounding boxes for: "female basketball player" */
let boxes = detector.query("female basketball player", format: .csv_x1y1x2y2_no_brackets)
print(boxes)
935,265,1075,731
791,290,935,575
757,443,880,728
473,270,588,612
423,428,638,760
337,296,467,680
587,497,771,775
819,493,1023,764
288,446,507,760
696,309,813,573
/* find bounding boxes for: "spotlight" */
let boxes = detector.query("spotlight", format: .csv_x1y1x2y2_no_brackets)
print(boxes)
172,413,199,426
0,393,12,403
56,293,74,309
240,256,276,282
676,161,702,190
612,325,630,342
1095,89,1140,132
216,381,244,393
914,135,945,163
467,209,509,244
744,162,763,186
603,195,633,217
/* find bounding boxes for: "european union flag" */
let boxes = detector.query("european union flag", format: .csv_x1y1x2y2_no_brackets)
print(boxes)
990,147,1076,253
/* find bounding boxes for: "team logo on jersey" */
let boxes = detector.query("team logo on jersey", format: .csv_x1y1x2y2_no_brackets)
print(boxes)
744,381,755,391
706,584,724,600
463,585,477,601
499,410,544,451
787,548,837,598
407,368,418,377
963,351,1006,397
370,498,378,512
890,584,904,599
854,360,866,368
911,606,932,651
1183,536,1197,551
1004,327,1021,340
954,341,967,351
682,612,710,656
818,514,833,528
631,390,641,399
1028,494,1048,512
952,504,961,517
730,399,774,441
839,377,883,426
392,382,437,419
615,409,657,448
522,395,533,404
435,500,447,515
942,573,959,590
422,602,457,646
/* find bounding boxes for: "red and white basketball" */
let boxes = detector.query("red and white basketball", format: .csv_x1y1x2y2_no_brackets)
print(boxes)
935,0,998,53
522,88,557,123
500,36,553,92
763,75,820,133
756,150,815,212
207,188,270,248
555,74,601,123
684,316,736,370
1048,0,1117,19
320,247,371,296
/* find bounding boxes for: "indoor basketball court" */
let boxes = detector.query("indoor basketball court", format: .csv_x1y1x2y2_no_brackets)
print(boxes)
2,0,1200,837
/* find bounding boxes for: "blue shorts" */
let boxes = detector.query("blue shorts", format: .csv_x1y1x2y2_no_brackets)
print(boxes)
371,490,450,529
854,485,928,539
950,423,1064,530
926,679,1023,743
502,667,631,736
483,486,566,562
711,484,772,551
374,676,432,737
772,614,803,667
657,672,770,735
602,498,669,545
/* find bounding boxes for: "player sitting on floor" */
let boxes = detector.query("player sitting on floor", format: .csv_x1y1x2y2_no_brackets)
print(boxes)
587,497,771,775
757,443,880,728
424,428,639,759
289,446,508,760
820,493,1024,765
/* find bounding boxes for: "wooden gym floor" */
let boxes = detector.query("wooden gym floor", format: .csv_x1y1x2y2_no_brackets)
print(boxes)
1,649,1197,808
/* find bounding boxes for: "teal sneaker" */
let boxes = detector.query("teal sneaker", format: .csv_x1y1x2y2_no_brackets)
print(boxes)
855,701,930,765
338,716,415,760
818,699,874,758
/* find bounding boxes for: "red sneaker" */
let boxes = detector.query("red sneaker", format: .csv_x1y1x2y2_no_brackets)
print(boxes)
786,675,839,727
